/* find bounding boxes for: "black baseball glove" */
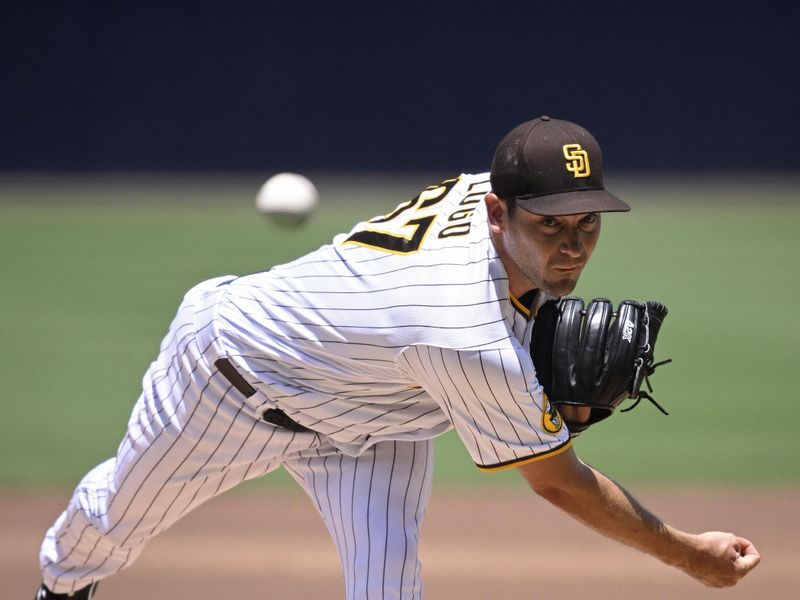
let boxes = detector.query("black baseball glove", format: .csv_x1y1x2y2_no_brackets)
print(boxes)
530,297,671,435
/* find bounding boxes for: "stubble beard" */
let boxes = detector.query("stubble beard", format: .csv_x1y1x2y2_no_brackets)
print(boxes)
501,229,584,298
524,259,585,298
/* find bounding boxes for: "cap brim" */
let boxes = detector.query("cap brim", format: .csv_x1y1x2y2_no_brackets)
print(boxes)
515,189,630,216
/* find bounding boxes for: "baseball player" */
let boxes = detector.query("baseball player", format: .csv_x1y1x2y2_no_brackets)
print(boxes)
36,116,760,599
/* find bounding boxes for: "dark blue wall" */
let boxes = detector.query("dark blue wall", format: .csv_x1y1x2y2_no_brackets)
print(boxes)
2,1,798,172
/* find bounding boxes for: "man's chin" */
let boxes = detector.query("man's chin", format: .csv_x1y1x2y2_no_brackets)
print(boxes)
541,277,580,298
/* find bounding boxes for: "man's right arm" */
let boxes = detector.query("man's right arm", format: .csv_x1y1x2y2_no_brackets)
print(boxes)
517,447,760,588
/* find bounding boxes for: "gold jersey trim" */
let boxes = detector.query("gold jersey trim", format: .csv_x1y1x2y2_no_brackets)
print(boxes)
510,293,531,318
476,439,572,472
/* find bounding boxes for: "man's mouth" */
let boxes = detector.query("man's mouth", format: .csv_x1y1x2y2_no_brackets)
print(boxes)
554,264,582,273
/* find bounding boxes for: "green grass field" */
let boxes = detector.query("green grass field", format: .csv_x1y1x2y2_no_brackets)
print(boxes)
1,174,798,489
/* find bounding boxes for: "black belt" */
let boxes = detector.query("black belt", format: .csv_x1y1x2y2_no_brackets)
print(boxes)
214,358,312,433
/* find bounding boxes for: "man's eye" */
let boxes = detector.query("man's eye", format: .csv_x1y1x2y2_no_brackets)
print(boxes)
540,218,558,227
581,213,597,224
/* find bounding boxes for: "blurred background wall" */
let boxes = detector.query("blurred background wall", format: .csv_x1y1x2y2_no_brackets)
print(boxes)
2,0,798,174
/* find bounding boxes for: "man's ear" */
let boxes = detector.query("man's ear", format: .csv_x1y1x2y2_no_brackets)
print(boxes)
484,192,507,233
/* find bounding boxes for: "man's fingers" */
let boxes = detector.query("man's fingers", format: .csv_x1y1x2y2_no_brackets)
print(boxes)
736,536,758,557
734,537,761,571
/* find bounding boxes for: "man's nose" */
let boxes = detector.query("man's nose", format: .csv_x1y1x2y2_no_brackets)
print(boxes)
560,230,583,257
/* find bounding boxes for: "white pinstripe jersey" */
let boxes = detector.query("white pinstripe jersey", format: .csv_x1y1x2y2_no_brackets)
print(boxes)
200,173,571,470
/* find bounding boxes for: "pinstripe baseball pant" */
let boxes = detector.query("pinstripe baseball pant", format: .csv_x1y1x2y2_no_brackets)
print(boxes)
39,279,435,599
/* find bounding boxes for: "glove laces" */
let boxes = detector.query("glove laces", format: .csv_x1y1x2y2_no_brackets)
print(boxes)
621,358,672,414
622,306,672,415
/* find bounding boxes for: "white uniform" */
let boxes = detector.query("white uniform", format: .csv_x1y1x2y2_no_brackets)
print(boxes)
40,173,570,598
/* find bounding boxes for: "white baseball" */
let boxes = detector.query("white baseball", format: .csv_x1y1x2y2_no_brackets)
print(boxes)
255,172,319,227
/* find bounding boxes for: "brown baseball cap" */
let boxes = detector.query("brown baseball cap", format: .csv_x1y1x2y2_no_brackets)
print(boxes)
490,116,630,216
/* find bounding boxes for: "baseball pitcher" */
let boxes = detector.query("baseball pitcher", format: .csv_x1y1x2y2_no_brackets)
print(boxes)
36,116,760,599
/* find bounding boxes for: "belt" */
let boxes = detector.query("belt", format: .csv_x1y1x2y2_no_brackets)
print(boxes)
214,358,312,433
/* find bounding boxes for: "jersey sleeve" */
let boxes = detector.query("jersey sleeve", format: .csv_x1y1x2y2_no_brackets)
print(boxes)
398,342,571,471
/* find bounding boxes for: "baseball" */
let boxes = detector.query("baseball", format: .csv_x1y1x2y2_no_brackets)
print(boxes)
255,172,319,227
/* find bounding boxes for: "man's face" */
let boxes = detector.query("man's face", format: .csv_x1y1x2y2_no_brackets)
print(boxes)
498,203,602,297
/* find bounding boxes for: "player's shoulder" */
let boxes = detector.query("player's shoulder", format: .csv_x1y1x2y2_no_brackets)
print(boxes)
457,172,492,190
436,172,492,200
414,172,490,198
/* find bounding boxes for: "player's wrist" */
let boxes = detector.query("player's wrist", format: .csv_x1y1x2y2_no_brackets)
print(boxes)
634,524,691,570
658,529,711,574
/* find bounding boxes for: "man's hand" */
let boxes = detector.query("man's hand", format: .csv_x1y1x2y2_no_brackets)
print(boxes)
558,405,590,425
680,531,761,587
